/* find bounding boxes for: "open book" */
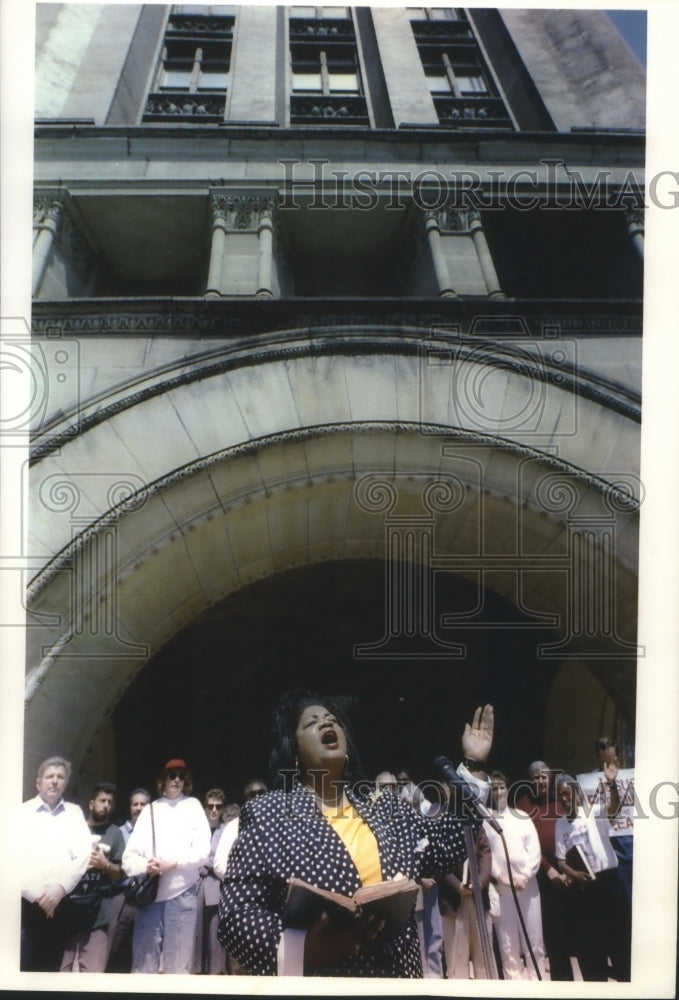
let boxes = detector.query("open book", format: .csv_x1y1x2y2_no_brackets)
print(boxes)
282,876,419,941
565,844,596,879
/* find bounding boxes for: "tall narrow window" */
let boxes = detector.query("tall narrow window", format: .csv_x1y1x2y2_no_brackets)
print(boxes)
144,9,235,122
289,10,369,125
409,9,513,129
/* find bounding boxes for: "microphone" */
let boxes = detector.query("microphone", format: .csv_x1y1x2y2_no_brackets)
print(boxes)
433,755,502,833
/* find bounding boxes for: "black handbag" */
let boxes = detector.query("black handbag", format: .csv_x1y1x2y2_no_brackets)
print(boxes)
64,866,107,930
123,802,159,908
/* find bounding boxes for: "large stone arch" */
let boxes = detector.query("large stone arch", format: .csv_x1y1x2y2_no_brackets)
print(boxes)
25,328,640,794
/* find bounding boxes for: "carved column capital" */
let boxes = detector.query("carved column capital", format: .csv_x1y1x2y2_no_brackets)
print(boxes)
625,208,645,237
209,190,279,233
423,205,471,234
33,193,65,233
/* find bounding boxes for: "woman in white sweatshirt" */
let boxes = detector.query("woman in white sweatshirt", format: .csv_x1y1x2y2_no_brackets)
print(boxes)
122,757,211,974
483,770,546,980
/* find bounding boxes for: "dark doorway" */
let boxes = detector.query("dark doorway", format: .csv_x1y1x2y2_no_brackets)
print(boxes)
112,558,566,814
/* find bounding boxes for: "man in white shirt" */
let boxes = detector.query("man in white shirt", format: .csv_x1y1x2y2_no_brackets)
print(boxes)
20,756,92,971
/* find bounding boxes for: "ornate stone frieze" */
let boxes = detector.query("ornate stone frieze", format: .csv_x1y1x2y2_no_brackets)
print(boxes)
434,96,513,127
168,15,234,35
289,96,369,124
31,310,236,337
288,18,356,38
144,93,226,120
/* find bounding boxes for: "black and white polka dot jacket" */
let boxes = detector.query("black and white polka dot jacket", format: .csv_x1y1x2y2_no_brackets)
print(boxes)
218,781,478,977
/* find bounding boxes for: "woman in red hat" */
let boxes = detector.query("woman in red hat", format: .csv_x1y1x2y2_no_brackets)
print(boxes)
122,758,211,973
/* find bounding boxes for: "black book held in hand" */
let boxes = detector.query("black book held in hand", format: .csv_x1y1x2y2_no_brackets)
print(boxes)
282,876,419,941
565,844,596,879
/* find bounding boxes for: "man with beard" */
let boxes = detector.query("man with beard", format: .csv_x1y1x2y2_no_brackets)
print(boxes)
60,782,125,972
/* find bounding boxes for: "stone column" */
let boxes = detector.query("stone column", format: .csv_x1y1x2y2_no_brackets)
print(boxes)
370,8,439,127
424,212,457,298
205,196,228,298
469,209,505,297
256,205,275,299
227,6,279,124
625,209,644,260
32,196,64,296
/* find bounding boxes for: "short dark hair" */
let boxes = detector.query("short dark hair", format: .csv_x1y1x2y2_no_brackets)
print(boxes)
268,688,364,789
205,788,226,805
595,736,618,754
555,773,582,800
91,782,116,799
129,788,151,803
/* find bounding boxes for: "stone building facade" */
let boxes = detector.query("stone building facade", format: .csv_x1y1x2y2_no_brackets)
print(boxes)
26,5,644,801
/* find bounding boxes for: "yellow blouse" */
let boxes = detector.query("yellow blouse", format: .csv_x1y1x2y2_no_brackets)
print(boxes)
323,799,383,886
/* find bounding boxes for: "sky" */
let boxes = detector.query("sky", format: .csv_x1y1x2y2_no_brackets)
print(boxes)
606,9,648,66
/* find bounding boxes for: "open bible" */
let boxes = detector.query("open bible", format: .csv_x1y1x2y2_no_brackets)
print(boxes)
282,876,419,941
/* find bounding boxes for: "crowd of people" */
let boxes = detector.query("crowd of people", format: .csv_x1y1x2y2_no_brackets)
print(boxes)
20,695,633,981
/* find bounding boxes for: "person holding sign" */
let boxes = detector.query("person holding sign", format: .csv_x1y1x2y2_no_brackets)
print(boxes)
554,766,631,981
577,737,634,903
218,690,494,976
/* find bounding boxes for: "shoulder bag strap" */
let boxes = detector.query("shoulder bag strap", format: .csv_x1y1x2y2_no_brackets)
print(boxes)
150,801,156,856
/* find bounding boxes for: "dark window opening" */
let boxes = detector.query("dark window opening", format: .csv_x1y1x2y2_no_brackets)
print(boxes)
482,208,644,299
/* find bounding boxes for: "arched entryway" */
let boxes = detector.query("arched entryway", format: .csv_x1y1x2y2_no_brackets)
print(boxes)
24,332,640,799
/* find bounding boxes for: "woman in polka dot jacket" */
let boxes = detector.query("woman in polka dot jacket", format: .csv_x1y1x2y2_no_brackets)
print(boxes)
218,690,494,977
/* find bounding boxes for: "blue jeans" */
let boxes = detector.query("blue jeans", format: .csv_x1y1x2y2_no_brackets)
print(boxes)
132,883,198,973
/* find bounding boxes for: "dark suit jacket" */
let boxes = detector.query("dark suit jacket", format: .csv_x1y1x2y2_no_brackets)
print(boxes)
218,782,478,976
438,826,492,914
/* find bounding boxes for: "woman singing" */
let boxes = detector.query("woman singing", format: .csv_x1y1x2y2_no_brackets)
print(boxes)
218,690,493,977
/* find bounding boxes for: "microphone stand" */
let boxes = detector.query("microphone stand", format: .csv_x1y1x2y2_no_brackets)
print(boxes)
434,756,542,981
462,824,497,979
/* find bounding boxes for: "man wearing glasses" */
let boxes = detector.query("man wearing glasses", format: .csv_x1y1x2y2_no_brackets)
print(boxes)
194,789,229,973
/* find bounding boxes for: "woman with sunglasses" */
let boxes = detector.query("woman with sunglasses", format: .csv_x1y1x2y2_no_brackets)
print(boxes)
122,757,211,973
218,690,494,978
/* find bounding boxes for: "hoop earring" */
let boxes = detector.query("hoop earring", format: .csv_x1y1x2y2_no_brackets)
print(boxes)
295,757,299,770
344,755,349,770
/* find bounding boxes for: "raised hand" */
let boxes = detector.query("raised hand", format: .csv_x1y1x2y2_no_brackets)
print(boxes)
603,756,619,784
462,705,494,763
